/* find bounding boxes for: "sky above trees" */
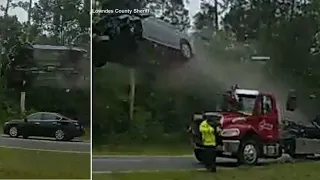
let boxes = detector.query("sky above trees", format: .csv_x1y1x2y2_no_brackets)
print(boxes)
0,0,39,21
0,0,201,23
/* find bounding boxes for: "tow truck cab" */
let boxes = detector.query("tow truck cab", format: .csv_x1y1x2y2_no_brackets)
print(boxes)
192,88,285,165
191,87,320,165
218,89,283,161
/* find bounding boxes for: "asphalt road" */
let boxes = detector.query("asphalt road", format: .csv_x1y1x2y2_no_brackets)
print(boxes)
92,154,295,172
0,135,90,153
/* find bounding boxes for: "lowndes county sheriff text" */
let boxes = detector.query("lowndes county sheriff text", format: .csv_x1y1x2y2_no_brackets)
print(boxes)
92,9,150,14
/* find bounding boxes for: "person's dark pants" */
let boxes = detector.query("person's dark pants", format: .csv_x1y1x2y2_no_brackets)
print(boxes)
203,146,217,172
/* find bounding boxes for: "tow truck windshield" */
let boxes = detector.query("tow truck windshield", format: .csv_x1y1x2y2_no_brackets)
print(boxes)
236,94,257,115
219,93,257,115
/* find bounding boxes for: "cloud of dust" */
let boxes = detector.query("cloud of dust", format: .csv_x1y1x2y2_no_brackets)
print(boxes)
161,40,310,125
34,57,90,90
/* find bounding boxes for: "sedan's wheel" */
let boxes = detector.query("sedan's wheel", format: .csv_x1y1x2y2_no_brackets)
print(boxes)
180,41,192,60
9,126,19,138
55,129,65,141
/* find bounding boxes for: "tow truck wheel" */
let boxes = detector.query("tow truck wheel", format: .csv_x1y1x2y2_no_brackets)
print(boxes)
238,139,259,165
194,149,204,163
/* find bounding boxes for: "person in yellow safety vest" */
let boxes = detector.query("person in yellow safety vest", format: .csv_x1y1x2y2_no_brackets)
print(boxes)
199,114,220,172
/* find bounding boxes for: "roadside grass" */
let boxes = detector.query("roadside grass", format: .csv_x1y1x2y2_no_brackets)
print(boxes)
93,145,192,155
93,161,320,180
0,147,90,179
82,127,91,141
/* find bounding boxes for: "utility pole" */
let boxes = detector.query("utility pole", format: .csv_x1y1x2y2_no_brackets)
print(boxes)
129,69,136,121
4,0,11,17
27,0,32,42
214,0,219,30
20,0,32,115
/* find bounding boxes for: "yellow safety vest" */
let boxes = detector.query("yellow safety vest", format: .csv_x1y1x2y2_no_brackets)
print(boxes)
199,120,216,146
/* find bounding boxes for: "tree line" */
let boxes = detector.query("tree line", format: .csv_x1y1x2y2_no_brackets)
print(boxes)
0,0,90,125
94,0,319,145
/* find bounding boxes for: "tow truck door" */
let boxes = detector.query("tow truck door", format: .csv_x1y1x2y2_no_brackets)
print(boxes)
259,94,279,140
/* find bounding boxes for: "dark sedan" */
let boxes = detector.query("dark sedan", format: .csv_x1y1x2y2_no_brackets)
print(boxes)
3,112,85,141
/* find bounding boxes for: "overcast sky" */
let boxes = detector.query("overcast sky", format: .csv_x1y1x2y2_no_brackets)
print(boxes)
0,0,40,22
186,0,201,20
1,0,201,22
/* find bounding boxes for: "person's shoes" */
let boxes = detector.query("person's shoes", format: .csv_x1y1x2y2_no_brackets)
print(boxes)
208,167,216,172
211,168,217,173
205,166,211,172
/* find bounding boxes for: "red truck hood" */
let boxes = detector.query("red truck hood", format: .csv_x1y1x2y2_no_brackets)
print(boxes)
210,111,249,127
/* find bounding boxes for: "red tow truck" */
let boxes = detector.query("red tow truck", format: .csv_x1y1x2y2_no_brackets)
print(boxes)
190,86,320,165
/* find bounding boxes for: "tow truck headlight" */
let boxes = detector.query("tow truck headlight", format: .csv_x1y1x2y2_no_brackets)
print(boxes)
221,128,240,137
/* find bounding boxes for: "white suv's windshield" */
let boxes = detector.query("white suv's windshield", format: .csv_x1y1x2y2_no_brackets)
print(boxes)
236,94,257,115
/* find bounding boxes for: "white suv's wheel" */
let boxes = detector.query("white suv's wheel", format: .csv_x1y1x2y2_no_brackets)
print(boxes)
9,126,19,138
180,41,192,60
55,129,65,141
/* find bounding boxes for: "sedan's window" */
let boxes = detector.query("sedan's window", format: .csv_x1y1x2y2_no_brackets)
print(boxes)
27,113,42,120
42,113,59,120
56,113,70,120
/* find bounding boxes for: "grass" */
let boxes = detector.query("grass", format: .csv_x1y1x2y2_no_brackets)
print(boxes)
93,144,192,155
82,127,91,141
0,147,90,179
93,161,320,180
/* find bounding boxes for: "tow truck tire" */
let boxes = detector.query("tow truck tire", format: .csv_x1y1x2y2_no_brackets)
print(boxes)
290,153,312,160
285,139,311,159
194,149,204,163
237,139,259,165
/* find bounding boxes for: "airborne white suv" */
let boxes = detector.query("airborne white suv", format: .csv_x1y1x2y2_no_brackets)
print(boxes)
137,15,194,60
94,14,194,61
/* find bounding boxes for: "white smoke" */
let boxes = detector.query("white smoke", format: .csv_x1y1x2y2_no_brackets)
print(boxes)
158,36,311,126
